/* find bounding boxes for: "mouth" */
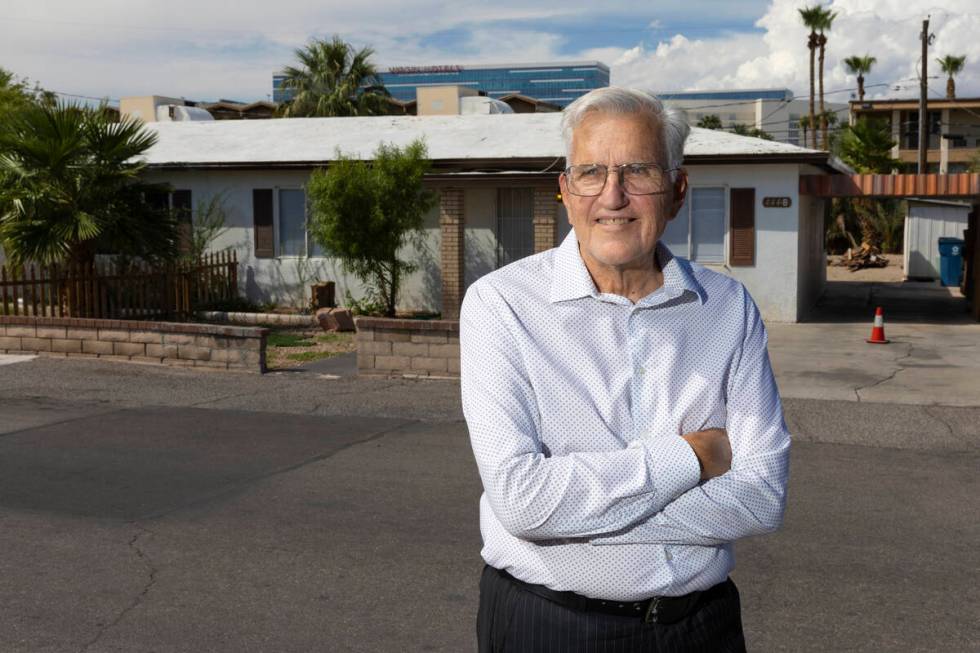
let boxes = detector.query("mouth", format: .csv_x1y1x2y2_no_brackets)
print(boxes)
595,217,636,225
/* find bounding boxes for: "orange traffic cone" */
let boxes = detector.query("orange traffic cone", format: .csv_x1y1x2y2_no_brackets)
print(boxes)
866,306,889,344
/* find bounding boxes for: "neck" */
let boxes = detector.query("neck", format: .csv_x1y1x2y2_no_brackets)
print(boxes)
580,246,665,303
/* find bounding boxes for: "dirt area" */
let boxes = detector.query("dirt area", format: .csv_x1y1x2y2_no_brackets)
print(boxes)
826,255,905,282
265,329,356,369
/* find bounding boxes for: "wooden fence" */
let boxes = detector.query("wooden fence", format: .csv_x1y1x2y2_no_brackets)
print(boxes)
0,251,238,321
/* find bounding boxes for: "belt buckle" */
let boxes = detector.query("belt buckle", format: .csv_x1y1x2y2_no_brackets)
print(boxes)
643,596,662,624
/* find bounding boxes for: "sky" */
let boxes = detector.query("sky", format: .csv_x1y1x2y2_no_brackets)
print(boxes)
2,0,979,105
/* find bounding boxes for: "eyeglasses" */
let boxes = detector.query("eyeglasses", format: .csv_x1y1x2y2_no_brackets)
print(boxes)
563,162,679,197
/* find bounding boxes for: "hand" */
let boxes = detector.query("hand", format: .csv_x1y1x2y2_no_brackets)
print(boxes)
681,428,731,481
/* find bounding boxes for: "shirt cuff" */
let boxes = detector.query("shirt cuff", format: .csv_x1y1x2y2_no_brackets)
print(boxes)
631,436,701,503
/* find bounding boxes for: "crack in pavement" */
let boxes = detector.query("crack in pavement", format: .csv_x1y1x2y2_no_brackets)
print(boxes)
921,405,966,445
135,418,419,523
78,524,158,653
853,343,915,403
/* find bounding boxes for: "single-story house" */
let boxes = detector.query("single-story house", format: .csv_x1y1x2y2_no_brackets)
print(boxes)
139,113,839,322
903,199,971,280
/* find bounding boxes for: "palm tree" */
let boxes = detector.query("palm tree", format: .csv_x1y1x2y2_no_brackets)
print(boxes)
696,114,723,129
799,6,824,149
798,114,812,147
0,102,177,266
815,7,837,150
844,55,877,102
937,55,967,99
278,36,390,117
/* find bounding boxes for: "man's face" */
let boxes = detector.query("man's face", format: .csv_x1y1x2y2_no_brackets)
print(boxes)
559,112,687,271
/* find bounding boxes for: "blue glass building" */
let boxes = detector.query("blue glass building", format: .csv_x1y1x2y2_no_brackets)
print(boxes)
273,61,610,107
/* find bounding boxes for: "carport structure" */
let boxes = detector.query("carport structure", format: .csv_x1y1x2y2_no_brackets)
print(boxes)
800,172,980,321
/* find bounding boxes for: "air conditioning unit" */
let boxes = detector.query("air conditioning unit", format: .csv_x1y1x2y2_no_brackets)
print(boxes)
156,104,215,122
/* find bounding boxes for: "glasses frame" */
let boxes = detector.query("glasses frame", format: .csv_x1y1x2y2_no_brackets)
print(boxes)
562,162,681,197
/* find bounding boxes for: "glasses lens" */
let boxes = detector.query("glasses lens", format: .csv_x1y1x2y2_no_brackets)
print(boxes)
569,164,606,195
622,164,666,194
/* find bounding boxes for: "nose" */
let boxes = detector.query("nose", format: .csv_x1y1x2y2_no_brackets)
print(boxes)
597,167,628,207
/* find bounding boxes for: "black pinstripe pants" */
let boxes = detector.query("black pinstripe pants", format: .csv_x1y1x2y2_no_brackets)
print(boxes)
477,565,747,653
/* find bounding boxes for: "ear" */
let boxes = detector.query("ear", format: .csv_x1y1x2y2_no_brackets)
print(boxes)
666,169,688,219
559,173,572,216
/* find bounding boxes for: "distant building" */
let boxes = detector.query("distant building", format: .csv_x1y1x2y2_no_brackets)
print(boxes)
410,86,560,116
850,97,980,173
273,61,610,108
120,95,277,122
659,88,846,147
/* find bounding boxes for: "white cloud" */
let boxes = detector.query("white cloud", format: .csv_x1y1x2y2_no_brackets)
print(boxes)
613,0,980,100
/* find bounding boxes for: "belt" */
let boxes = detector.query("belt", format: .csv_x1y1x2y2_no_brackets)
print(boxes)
494,567,717,625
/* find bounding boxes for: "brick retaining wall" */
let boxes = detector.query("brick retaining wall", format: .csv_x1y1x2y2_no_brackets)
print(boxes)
355,317,459,379
0,315,267,373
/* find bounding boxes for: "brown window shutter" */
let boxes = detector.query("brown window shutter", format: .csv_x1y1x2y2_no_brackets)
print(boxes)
730,188,755,266
253,189,274,258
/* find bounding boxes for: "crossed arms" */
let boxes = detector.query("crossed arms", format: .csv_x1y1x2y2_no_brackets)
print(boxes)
460,282,791,547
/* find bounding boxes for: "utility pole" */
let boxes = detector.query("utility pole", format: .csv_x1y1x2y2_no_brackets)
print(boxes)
918,17,930,173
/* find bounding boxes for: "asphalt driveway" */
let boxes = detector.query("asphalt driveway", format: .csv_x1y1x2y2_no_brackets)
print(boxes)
0,388,977,652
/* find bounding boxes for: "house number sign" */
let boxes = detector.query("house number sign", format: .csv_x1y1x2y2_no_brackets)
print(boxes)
762,197,792,208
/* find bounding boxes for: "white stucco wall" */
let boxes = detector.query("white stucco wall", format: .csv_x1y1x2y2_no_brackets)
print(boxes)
144,169,441,312
683,164,804,323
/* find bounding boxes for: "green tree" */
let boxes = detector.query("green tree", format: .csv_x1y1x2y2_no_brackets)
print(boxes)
843,55,877,102
798,114,812,147
278,36,390,117
307,139,437,317
835,118,896,173
937,54,967,99
0,102,177,266
815,7,837,150
0,68,55,124
696,114,723,129
731,123,774,140
799,5,824,149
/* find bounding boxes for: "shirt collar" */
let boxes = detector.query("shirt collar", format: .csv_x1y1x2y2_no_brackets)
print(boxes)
549,230,707,306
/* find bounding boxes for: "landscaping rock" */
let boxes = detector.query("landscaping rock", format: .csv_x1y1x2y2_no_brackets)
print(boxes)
316,308,355,332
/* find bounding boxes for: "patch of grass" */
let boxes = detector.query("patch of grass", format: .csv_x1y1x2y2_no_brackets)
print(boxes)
285,350,338,363
315,332,350,344
267,331,314,347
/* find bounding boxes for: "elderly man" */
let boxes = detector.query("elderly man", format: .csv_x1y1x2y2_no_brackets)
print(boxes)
460,87,791,652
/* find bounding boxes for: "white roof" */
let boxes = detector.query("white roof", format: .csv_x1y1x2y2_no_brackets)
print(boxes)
139,113,824,167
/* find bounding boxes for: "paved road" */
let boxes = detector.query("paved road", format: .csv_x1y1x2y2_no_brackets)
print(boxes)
1,356,978,652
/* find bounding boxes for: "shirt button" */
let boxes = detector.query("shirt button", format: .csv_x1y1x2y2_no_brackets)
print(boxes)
635,365,645,377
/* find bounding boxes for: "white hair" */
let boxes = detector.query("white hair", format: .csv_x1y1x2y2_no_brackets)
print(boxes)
560,87,690,178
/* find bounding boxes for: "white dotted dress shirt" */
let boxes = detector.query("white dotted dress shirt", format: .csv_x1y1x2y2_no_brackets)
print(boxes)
460,231,791,602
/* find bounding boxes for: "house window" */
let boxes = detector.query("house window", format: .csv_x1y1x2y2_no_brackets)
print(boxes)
268,188,324,258
788,114,800,146
496,187,534,266
661,187,727,264
278,188,306,257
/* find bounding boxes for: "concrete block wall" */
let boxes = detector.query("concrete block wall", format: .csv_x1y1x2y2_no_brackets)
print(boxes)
0,316,267,372
355,317,459,379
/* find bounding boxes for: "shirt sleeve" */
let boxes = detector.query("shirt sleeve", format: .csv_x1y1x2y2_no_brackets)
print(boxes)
461,281,701,542
590,288,791,547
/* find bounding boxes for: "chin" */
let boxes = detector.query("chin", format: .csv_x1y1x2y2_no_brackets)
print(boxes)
588,241,650,268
